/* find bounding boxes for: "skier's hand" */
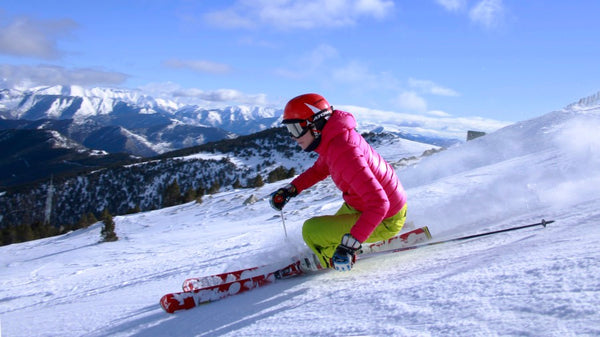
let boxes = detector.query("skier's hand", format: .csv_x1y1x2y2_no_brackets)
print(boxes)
331,233,362,272
269,184,298,210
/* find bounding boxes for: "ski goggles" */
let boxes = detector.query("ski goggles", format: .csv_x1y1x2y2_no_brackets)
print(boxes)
284,120,311,138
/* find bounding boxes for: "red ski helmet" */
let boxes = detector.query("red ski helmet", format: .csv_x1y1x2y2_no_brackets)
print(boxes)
283,93,331,122
282,93,333,140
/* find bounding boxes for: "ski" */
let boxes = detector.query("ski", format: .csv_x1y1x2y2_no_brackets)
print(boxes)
161,226,432,313
181,226,432,292
182,266,262,292
161,219,552,313
161,261,304,314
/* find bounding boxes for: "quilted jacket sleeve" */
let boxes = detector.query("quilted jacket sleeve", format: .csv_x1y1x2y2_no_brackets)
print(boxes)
291,156,329,194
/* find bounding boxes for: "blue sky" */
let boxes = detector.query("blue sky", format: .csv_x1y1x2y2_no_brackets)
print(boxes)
1,0,599,122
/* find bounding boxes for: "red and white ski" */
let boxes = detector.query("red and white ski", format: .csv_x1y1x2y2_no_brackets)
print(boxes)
162,219,552,313
161,261,305,314
182,265,262,292
181,226,431,292
161,226,432,313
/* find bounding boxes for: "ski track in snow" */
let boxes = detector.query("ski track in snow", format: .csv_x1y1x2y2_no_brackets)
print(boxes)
1,106,600,336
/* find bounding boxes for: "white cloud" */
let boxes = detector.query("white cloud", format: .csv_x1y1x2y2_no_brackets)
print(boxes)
469,0,504,29
140,82,269,106
0,15,77,59
435,0,467,12
329,60,401,93
204,0,394,30
435,0,506,30
169,86,267,106
202,7,255,29
427,110,452,117
396,91,428,112
0,64,127,88
276,49,457,116
331,61,374,84
163,58,232,74
342,104,510,139
408,78,459,97
275,44,339,79
354,0,394,18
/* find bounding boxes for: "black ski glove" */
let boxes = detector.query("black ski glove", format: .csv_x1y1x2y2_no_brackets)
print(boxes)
331,233,362,271
269,184,298,210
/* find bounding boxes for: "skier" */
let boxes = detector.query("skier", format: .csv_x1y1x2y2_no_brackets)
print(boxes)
270,93,407,272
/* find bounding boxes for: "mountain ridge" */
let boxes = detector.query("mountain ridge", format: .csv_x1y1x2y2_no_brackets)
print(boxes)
0,125,437,229
0,85,281,156
0,85,491,157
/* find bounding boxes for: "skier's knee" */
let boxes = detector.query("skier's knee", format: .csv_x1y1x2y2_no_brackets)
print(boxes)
302,217,319,242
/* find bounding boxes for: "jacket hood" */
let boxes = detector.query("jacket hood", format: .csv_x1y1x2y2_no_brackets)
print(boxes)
315,110,356,153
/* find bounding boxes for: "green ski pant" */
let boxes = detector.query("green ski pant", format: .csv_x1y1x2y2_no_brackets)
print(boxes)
302,203,407,268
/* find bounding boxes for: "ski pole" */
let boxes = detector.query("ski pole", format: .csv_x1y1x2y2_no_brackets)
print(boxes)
280,210,289,239
393,219,553,252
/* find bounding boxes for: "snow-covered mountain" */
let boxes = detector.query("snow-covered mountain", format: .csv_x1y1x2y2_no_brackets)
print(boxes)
0,85,280,131
174,105,281,135
0,85,281,156
0,85,506,156
1,95,599,336
0,85,179,119
0,126,439,226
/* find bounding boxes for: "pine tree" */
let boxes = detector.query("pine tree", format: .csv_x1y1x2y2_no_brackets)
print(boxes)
36,222,57,239
163,179,181,207
126,205,141,214
17,223,34,243
100,208,118,242
232,179,243,189
71,221,83,231
208,181,221,194
268,166,292,183
87,212,98,225
5,227,17,245
77,213,90,228
183,188,197,203
250,174,264,188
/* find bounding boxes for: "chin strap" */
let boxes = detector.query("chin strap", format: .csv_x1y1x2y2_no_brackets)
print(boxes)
304,135,321,152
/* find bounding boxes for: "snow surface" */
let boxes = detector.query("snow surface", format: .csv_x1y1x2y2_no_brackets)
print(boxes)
1,105,600,337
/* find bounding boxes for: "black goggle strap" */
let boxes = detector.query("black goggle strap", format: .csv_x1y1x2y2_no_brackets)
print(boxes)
313,106,333,120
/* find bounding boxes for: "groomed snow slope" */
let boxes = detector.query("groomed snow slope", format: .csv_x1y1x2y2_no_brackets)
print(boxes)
1,105,599,337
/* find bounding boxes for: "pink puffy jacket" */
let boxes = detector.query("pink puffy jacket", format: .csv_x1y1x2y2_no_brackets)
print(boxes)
291,110,407,242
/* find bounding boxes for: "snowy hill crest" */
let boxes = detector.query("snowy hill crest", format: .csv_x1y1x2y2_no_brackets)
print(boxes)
565,90,600,110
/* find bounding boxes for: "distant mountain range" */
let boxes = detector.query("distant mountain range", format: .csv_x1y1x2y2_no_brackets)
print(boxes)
0,85,462,187
0,124,438,228
0,85,281,156
1,84,502,189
